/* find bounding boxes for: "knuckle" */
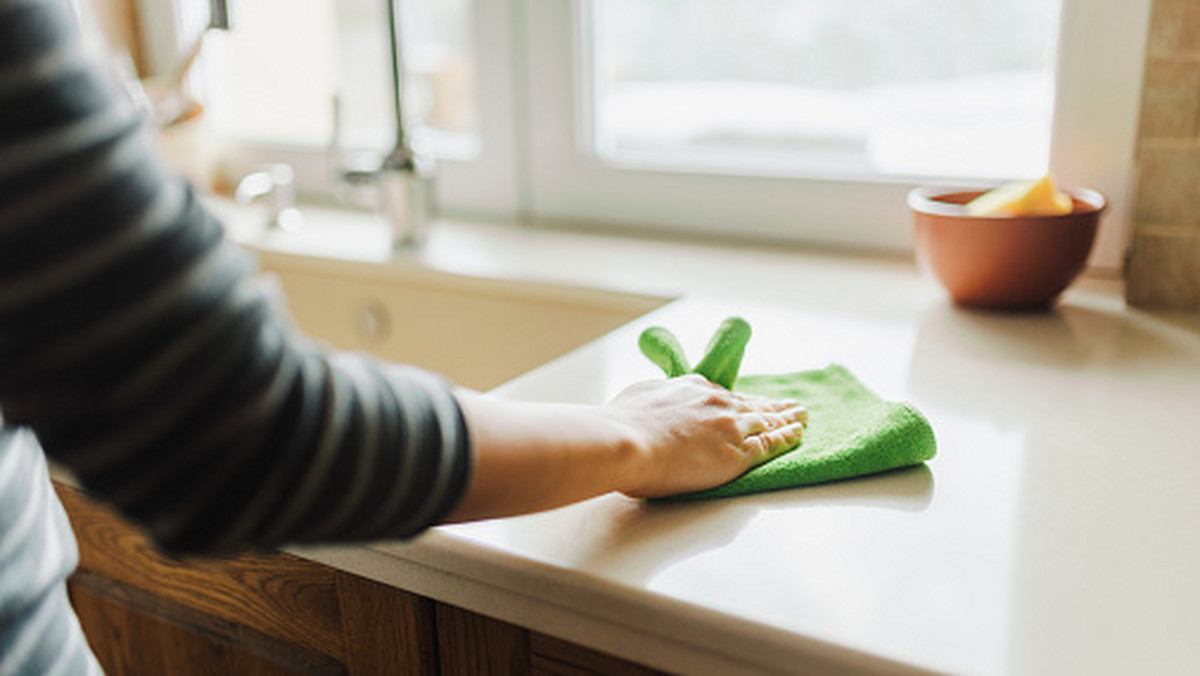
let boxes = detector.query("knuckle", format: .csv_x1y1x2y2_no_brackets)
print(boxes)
753,410,772,432
711,412,739,435
742,435,767,459
718,411,740,429
704,392,731,408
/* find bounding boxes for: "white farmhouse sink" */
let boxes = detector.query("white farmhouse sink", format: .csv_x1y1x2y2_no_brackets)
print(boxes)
215,201,667,391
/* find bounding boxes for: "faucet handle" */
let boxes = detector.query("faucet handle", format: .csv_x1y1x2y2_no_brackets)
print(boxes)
327,93,387,209
325,94,436,250
235,163,302,232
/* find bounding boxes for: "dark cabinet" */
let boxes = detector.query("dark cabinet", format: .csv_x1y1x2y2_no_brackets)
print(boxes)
55,483,666,675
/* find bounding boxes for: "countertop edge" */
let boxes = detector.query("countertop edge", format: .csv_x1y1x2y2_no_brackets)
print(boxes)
287,534,937,676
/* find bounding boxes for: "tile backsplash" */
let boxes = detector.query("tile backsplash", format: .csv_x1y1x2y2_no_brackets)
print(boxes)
1126,0,1200,309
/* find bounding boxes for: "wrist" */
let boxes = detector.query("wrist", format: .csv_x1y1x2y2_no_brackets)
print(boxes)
598,405,655,498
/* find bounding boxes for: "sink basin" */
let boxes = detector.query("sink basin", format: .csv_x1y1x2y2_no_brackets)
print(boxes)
208,198,667,390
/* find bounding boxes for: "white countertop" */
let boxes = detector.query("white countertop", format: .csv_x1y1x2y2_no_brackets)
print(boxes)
245,205,1200,675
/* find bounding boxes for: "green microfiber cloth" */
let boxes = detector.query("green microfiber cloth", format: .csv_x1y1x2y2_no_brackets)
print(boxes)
639,318,936,500
670,364,937,500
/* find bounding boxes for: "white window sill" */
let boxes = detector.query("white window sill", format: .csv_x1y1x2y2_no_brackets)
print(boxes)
207,196,1126,324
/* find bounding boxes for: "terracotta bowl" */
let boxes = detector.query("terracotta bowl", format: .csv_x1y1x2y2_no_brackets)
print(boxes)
908,185,1106,311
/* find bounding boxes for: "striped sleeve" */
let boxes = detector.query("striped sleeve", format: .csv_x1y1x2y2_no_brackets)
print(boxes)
0,424,102,675
0,0,473,555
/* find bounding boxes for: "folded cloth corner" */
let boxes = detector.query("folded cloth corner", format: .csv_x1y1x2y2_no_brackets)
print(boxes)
664,364,937,500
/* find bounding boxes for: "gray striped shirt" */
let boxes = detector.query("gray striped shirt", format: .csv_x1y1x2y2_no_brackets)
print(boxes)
0,0,473,671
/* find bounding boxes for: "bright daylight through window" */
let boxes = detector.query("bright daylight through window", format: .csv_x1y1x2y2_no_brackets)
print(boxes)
191,0,1149,264
589,0,1060,180
208,0,1058,182
207,0,477,156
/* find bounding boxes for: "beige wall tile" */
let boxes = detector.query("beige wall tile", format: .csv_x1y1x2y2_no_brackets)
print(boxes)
1147,0,1200,56
1126,228,1200,308
1135,146,1200,226
1139,59,1200,140
1128,0,1200,310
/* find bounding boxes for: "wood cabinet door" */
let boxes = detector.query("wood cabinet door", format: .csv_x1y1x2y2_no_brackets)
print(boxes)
57,483,438,675
57,482,671,675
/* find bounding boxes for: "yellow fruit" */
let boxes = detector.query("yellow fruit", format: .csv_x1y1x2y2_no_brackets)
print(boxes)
965,174,1073,217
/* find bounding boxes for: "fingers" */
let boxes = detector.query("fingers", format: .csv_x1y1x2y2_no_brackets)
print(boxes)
680,380,809,466
737,395,807,465
782,404,809,426
736,404,808,436
730,391,802,413
743,421,806,462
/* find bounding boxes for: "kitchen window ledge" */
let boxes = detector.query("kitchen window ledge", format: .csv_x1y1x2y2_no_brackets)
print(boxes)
208,197,1132,327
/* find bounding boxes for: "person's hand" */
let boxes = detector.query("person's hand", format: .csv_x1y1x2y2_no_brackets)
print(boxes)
605,375,807,498
447,377,806,522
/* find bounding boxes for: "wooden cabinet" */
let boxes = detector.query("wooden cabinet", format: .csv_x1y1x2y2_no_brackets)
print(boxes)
58,483,437,675
58,481,668,675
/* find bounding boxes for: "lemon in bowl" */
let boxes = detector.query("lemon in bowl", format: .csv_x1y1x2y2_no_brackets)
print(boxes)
909,176,1106,311
964,174,1074,217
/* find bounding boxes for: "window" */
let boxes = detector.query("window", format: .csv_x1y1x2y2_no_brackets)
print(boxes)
206,0,477,153
589,0,1058,181
159,0,1151,268
193,0,520,214
522,0,1151,266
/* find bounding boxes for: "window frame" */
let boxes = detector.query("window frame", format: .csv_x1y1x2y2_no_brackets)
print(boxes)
153,0,1151,269
520,0,1152,269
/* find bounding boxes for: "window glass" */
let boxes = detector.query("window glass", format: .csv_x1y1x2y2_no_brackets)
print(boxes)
206,0,477,155
589,0,1061,180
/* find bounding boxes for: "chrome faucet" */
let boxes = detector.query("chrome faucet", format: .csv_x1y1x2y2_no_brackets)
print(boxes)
235,163,303,232
329,0,436,251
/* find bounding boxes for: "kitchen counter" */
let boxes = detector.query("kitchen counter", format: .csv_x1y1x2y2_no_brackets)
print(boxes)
226,205,1200,675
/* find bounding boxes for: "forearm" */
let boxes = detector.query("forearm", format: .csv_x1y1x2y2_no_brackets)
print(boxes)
445,391,643,522
446,377,808,522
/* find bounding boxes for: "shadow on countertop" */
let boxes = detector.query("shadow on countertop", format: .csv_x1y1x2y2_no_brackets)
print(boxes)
565,464,934,585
